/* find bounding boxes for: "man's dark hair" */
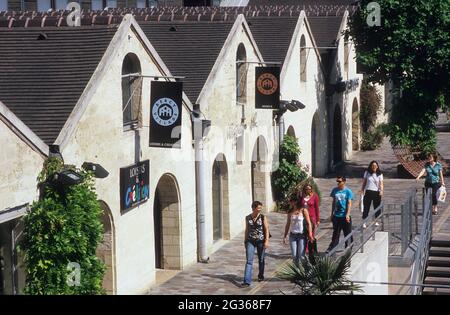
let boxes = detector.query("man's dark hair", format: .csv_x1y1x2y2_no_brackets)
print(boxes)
336,175,346,182
252,201,263,209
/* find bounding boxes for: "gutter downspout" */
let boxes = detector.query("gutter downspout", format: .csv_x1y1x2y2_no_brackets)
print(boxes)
193,117,210,263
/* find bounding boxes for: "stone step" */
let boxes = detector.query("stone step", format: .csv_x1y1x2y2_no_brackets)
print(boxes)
422,287,450,295
428,256,450,268
429,247,450,258
430,239,450,248
425,266,450,278
424,276,450,286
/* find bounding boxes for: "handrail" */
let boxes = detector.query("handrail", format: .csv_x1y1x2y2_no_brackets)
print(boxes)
352,280,450,289
410,188,433,295
326,202,385,258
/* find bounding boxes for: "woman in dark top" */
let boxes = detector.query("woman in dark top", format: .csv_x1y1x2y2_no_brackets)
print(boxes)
242,201,269,286
416,153,446,215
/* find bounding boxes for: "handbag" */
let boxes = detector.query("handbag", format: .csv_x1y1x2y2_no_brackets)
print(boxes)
437,186,447,203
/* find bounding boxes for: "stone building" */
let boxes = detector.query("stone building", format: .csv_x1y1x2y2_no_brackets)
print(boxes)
0,2,364,294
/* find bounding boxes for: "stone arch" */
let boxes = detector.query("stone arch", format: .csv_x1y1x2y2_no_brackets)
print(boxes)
286,125,296,138
352,98,360,151
311,112,320,177
212,154,230,241
153,173,182,270
251,136,269,210
97,201,117,295
333,104,343,164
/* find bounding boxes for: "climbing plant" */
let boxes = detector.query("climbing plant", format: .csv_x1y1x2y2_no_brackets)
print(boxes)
21,157,105,295
272,135,319,211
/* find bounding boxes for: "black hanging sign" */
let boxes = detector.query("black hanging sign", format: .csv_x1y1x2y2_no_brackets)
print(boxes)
120,160,150,214
150,81,183,148
255,66,280,109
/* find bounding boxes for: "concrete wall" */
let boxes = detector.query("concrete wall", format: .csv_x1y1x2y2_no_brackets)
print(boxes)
0,120,43,212
281,17,329,177
61,25,197,294
350,231,389,295
198,20,276,254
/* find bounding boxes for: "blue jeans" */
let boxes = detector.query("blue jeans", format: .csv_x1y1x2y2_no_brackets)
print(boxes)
243,240,265,284
289,233,306,265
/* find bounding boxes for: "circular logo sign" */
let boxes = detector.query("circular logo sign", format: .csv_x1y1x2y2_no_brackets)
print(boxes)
152,97,179,127
257,73,278,95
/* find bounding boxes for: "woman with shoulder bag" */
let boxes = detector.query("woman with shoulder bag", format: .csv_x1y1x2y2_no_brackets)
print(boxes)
416,153,446,215
360,161,384,228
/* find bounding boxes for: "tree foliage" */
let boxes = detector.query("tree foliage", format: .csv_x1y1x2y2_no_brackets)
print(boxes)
347,0,450,151
21,157,105,295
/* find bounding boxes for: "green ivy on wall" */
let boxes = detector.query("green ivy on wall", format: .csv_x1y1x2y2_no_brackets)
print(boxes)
20,157,105,295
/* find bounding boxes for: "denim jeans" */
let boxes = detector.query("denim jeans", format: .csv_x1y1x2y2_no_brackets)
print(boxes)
289,233,306,265
243,240,265,284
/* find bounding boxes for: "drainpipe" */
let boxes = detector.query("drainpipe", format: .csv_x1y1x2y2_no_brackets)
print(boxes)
278,114,285,143
193,112,211,263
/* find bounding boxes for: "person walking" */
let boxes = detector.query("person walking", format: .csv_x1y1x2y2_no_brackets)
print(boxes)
416,153,446,215
360,161,384,228
300,184,320,258
242,201,269,287
326,176,354,253
283,195,314,265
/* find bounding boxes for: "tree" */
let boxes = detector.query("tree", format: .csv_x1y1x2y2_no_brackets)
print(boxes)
277,253,362,295
271,135,309,210
21,157,105,295
347,0,450,152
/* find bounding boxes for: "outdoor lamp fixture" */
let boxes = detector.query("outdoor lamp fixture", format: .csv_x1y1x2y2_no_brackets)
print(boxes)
277,99,306,117
54,169,84,187
82,162,109,179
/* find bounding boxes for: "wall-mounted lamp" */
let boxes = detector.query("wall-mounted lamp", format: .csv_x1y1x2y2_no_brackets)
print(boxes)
82,162,109,179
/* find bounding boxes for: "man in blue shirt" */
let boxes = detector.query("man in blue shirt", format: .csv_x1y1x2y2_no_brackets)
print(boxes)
326,175,354,253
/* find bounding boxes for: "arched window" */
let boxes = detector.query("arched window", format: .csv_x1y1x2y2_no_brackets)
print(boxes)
300,35,307,82
236,43,247,105
344,41,349,79
122,53,142,127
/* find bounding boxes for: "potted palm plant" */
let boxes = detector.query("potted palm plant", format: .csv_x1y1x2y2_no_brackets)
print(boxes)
277,253,362,295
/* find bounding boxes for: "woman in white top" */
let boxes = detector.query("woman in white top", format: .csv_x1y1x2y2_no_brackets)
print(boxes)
360,160,384,227
283,195,314,265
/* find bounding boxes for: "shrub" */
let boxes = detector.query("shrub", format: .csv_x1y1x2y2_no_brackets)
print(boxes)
21,157,105,295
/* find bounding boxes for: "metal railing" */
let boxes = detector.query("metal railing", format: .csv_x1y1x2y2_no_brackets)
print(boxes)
410,188,433,295
352,280,450,295
326,202,385,259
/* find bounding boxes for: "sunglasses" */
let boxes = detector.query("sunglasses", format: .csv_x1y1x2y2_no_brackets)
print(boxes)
336,180,343,183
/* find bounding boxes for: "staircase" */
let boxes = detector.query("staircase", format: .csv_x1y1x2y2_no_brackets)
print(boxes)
423,236,450,295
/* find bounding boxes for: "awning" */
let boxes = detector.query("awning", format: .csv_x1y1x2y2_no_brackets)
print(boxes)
0,203,28,224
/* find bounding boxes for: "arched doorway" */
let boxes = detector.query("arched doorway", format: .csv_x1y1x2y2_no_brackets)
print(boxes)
153,174,182,270
352,98,360,151
97,201,116,295
286,125,296,138
251,136,268,209
333,104,343,164
212,154,230,241
311,112,319,177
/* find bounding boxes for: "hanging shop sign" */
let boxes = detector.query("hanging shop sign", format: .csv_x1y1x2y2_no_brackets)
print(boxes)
150,81,183,148
255,66,280,109
120,160,150,214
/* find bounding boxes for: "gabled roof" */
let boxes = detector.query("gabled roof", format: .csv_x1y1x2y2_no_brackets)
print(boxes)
0,25,118,145
246,16,299,66
138,21,235,103
307,15,344,77
247,0,358,5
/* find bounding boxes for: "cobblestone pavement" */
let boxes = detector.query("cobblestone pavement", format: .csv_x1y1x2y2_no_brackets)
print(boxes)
148,116,450,295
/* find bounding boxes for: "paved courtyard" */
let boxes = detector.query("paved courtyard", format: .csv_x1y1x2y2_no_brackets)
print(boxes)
148,117,450,295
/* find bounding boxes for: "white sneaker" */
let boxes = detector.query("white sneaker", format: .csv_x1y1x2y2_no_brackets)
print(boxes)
375,222,380,227
362,223,367,229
